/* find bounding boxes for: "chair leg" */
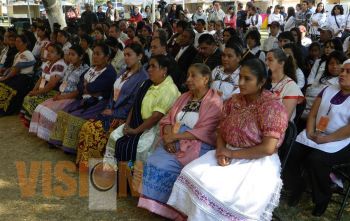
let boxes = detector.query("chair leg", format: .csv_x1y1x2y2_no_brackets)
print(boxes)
337,185,350,221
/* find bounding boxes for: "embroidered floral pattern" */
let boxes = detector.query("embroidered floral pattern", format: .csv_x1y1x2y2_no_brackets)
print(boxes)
176,174,248,221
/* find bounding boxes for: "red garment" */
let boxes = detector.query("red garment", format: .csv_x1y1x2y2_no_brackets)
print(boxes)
132,13,143,23
224,15,237,29
160,89,223,165
220,90,288,149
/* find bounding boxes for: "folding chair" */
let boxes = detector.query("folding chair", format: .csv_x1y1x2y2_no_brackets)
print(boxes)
332,163,350,221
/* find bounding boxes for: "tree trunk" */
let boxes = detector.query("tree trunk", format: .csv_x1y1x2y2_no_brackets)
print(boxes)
42,0,66,31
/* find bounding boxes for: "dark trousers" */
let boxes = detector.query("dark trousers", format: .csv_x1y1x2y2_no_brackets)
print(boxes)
284,142,350,205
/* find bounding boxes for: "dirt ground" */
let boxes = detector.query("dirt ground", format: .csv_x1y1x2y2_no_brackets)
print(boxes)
0,116,166,221
0,115,349,221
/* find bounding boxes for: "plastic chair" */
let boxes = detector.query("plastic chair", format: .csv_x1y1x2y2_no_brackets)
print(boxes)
278,121,298,173
273,122,298,221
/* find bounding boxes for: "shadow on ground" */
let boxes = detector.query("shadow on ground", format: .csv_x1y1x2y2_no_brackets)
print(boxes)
0,116,349,221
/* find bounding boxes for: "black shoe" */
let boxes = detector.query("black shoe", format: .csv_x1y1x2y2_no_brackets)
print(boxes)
312,202,329,217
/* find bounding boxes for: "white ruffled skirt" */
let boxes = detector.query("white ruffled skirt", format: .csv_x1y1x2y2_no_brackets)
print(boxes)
167,147,282,221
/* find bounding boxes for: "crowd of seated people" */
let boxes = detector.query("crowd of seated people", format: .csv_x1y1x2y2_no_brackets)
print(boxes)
0,0,350,219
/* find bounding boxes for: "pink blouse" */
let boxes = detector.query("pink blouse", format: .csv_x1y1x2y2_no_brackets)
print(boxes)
224,15,236,29
220,90,288,148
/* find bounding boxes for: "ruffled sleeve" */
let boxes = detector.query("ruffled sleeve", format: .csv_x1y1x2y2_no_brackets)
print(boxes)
259,99,288,141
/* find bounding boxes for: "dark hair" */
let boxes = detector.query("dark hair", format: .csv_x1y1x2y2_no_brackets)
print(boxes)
110,23,120,33
319,50,347,83
309,42,321,52
227,35,244,49
149,54,171,74
278,31,295,43
324,38,343,52
93,43,111,58
283,43,305,71
198,34,216,45
225,38,243,57
154,28,169,41
183,28,195,43
176,20,188,30
287,7,295,21
268,48,297,82
125,43,144,56
22,30,37,51
189,63,212,87
196,19,206,26
246,29,261,47
223,28,237,38
315,2,324,13
290,27,302,45
37,25,51,39
241,58,268,90
48,43,64,59
69,44,89,65
16,34,30,47
80,34,93,47
57,29,69,39
152,36,167,47
331,5,344,16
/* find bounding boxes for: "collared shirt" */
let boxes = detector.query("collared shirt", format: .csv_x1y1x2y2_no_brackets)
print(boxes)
175,45,190,62
141,76,180,119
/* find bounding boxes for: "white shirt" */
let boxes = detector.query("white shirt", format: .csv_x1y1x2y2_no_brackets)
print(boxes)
13,50,35,74
250,46,265,63
343,36,350,52
327,15,346,37
284,16,296,31
308,59,326,86
175,46,189,62
301,37,312,47
268,13,284,25
208,9,225,22
309,13,327,35
297,85,350,153
262,35,279,52
32,39,50,58
62,42,72,55
192,12,207,23
245,14,263,30
296,68,305,89
211,65,240,101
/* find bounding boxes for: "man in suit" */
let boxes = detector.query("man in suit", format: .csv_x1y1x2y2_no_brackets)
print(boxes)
150,36,183,91
192,34,222,70
175,28,197,92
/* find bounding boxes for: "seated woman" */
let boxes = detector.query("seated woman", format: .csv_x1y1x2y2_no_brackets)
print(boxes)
283,43,306,89
211,39,242,100
29,45,89,141
49,43,116,154
0,34,35,116
76,43,148,168
266,48,304,121
167,59,288,220
103,55,180,169
302,51,346,119
284,59,350,217
20,43,67,127
138,63,223,220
